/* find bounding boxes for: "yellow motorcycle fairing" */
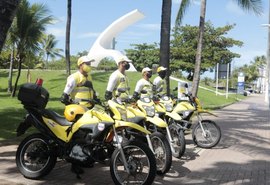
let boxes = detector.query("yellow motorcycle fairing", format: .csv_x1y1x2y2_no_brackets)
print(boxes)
44,109,113,143
108,99,126,120
91,108,115,123
127,106,146,118
173,101,195,113
146,116,168,128
42,117,71,142
114,120,151,135
166,111,182,121
154,103,166,114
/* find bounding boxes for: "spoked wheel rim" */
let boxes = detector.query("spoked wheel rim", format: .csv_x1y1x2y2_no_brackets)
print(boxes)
193,121,221,147
19,138,51,173
169,126,181,154
112,145,151,184
151,135,166,170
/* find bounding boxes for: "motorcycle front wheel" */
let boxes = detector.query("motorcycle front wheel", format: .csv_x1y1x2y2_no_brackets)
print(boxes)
150,131,172,175
16,133,57,179
192,120,221,148
110,140,156,185
168,124,186,158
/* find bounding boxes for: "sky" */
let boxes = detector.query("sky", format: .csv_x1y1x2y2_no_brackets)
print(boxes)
28,0,269,71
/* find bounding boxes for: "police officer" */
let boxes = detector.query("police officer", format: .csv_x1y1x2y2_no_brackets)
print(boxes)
153,66,167,95
105,56,132,100
61,55,97,108
133,67,153,100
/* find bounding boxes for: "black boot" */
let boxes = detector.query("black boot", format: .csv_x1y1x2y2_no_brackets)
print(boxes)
71,163,84,179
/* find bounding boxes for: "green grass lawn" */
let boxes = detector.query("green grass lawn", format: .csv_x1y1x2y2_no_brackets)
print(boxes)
0,69,244,141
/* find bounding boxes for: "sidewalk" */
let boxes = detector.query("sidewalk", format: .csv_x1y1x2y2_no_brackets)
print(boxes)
0,93,269,185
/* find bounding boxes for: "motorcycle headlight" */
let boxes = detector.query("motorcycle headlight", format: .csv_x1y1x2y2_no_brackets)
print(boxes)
181,110,192,119
164,103,173,112
162,96,170,101
142,97,151,103
142,105,155,117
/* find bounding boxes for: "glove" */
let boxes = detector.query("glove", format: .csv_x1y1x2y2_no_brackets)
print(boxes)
83,81,93,89
105,90,113,101
132,91,140,101
60,93,73,105
94,98,101,105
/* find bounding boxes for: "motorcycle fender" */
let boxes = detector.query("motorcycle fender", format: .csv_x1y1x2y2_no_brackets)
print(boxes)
166,111,182,121
114,120,151,135
197,109,218,117
146,116,168,128
16,114,33,136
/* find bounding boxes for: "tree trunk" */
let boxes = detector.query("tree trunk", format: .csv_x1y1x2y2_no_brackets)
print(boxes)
65,0,71,76
191,0,207,97
11,57,22,97
7,48,14,93
0,0,20,53
160,0,172,95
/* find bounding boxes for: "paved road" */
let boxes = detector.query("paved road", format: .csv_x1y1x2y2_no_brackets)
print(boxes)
0,93,269,185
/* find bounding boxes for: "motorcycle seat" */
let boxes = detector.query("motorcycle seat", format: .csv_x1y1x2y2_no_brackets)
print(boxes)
42,109,72,126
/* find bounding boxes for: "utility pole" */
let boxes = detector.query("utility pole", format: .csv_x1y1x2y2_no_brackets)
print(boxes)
261,0,270,108
268,0,270,108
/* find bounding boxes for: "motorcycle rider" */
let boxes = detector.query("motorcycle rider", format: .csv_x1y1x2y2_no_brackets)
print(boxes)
60,55,98,109
133,67,154,100
60,55,97,176
105,56,132,100
153,66,167,95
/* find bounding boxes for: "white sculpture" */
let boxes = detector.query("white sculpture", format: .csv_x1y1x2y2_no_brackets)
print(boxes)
88,9,145,71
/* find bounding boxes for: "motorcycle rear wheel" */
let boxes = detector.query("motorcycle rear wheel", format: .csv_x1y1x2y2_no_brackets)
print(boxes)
16,133,57,179
110,140,156,185
192,120,221,148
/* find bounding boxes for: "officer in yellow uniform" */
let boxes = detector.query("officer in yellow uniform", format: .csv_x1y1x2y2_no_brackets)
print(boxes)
105,56,132,100
133,67,153,100
61,55,97,108
153,66,167,95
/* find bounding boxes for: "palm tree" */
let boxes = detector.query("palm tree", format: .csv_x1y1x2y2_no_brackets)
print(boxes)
0,0,21,53
175,0,263,96
65,0,72,75
160,0,172,95
41,34,63,68
9,0,53,97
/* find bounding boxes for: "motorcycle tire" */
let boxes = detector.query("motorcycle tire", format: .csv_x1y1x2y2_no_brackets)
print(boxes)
110,140,156,185
16,133,57,179
150,131,172,175
168,124,186,158
192,120,221,148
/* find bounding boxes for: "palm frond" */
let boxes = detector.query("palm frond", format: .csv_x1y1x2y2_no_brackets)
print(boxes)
235,0,263,15
175,0,192,28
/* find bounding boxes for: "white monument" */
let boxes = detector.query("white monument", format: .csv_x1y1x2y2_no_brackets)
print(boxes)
88,9,145,71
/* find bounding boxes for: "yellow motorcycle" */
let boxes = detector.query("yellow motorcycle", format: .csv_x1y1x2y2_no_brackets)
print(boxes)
107,88,172,175
16,83,156,185
136,91,186,159
153,94,186,158
172,85,221,148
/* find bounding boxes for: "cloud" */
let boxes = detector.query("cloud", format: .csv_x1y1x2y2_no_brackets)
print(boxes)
234,49,266,67
46,27,65,37
77,32,101,39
